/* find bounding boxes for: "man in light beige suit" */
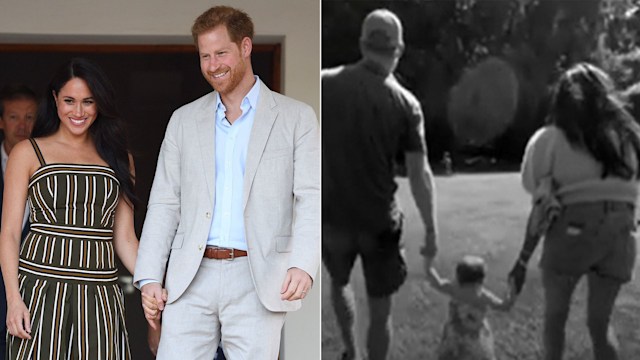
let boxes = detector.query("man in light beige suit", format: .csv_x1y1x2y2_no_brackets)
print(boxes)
133,5,320,359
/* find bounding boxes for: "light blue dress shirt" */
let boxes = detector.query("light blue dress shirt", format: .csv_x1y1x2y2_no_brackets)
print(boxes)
207,77,260,250
137,78,260,288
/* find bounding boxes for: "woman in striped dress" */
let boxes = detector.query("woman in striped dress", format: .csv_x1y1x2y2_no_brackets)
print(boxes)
0,58,147,359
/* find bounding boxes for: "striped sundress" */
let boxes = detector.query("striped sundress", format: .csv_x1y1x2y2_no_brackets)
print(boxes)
7,139,131,360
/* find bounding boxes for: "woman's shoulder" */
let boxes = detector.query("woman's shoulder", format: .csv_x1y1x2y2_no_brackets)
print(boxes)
8,139,42,174
525,125,566,153
24,135,54,152
11,138,38,159
531,125,563,142
20,136,58,161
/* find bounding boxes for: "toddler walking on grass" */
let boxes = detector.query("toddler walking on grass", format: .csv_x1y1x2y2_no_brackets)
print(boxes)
425,255,517,360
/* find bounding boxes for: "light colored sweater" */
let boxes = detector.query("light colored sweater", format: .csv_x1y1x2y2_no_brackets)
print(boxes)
521,125,639,205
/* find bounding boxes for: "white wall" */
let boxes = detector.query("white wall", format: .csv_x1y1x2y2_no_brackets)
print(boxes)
0,0,320,359
0,0,319,113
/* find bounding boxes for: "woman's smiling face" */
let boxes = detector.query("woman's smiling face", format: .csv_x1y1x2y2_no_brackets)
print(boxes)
54,77,98,137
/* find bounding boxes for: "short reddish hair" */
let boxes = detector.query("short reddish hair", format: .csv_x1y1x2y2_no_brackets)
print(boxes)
191,6,254,46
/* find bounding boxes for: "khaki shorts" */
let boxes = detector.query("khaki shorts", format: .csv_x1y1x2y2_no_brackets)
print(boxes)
322,217,407,298
540,201,637,282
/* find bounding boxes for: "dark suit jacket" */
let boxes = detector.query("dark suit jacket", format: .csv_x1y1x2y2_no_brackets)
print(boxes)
0,168,30,360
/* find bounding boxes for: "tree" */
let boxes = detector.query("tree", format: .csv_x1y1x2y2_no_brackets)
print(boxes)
322,0,640,162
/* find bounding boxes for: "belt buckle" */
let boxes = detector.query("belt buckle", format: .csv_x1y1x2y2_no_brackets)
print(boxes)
226,247,235,261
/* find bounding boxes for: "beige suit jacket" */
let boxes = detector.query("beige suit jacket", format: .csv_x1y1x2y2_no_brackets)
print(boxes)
134,80,320,312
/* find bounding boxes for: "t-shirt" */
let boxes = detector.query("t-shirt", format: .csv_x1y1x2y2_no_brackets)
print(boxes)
322,59,426,233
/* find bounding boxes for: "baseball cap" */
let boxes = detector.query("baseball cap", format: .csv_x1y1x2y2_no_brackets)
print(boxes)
360,9,404,53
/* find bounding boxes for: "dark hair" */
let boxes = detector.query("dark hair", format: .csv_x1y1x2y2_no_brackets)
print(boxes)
191,5,254,46
0,83,37,116
547,62,640,179
33,58,138,206
455,255,486,286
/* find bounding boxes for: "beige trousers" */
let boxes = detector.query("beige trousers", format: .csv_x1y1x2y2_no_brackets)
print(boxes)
157,256,286,359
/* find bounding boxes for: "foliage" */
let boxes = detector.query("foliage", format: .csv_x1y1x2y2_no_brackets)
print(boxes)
322,0,640,162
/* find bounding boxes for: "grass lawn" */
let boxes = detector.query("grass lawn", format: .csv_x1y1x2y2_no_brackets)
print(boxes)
321,173,640,359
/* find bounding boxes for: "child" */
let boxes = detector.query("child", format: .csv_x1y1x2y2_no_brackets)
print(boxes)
425,255,516,360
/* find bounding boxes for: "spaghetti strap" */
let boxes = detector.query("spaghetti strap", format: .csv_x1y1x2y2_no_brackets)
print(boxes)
28,138,47,166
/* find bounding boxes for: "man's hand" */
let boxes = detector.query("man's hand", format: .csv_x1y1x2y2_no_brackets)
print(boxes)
508,260,527,295
280,267,313,301
141,283,168,328
422,230,437,258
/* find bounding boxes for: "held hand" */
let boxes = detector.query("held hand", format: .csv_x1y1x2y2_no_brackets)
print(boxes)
280,267,313,301
505,277,519,308
508,260,527,295
420,229,437,274
423,255,434,277
141,283,167,327
6,298,32,339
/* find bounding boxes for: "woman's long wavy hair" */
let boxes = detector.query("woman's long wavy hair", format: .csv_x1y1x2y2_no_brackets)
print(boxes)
33,58,138,206
546,62,640,179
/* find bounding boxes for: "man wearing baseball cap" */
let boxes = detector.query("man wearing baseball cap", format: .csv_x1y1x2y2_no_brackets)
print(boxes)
322,8,438,360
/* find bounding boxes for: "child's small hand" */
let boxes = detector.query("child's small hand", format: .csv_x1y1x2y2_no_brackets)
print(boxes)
423,255,436,281
424,257,443,287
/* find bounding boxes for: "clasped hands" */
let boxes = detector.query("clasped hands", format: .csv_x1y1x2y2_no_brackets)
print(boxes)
140,283,166,329
421,229,522,299
508,258,528,295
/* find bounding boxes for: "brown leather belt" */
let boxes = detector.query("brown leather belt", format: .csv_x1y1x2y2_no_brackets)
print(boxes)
203,246,248,260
